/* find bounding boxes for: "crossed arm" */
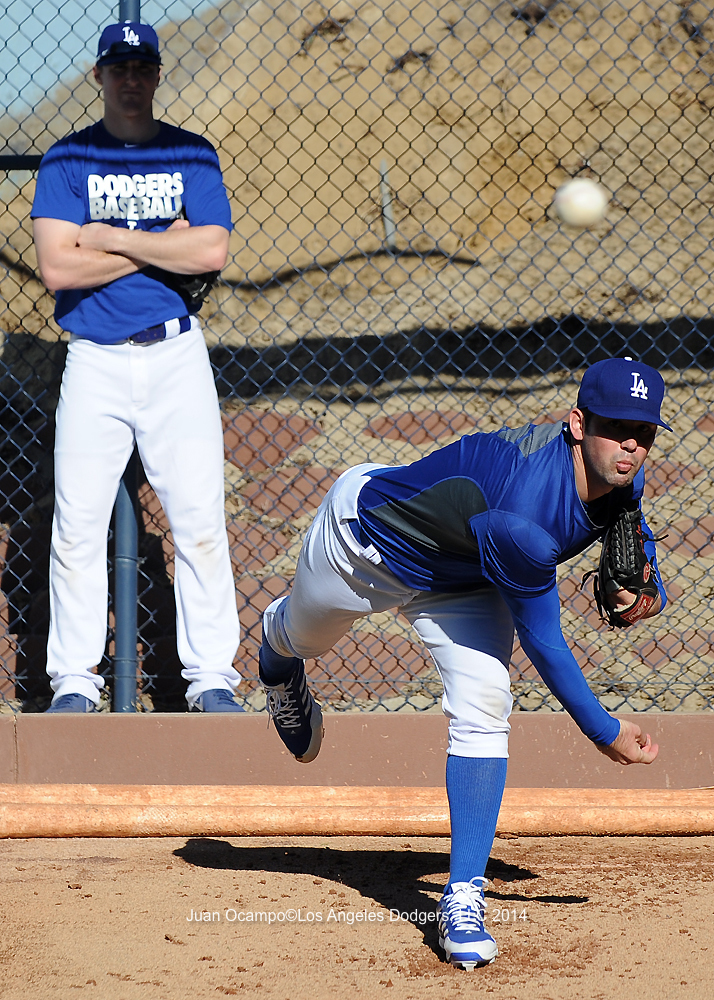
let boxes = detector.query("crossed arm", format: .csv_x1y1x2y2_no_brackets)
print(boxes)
33,217,229,291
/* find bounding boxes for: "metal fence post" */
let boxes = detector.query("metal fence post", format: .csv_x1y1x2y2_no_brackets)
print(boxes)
107,0,143,713
113,449,139,712
119,0,141,21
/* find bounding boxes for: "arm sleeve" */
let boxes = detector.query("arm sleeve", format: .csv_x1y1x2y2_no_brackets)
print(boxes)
181,141,232,231
501,587,621,746
31,143,85,224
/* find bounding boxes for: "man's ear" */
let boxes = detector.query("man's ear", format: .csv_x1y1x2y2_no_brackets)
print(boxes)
92,64,102,85
569,407,586,443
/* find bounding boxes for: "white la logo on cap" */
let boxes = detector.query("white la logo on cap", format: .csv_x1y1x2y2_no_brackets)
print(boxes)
122,26,140,45
630,371,648,399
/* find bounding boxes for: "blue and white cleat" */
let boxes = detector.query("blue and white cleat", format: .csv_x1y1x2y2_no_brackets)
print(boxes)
260,658,323,763
192,689,245,713
437,877,498,970
46,694,97,714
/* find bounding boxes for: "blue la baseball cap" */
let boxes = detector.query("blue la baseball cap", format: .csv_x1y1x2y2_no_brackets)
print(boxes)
96,22,161,66
577,358,672,431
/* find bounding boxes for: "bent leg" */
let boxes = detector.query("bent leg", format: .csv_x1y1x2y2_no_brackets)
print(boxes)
402,587,514,884
260,472,418,762
404,587,514,758
263,473,418,661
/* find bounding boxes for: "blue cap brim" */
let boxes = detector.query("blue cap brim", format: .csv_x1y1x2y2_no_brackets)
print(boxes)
586,404,672,432
97,52,161,66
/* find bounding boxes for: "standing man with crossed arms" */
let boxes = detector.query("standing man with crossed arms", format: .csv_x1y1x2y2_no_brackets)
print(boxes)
31,22,242,712
259,358,669,969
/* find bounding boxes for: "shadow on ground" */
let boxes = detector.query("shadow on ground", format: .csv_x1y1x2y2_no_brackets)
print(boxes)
174,838,588,957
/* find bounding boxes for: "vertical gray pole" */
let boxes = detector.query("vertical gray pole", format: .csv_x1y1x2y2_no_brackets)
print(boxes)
110,0,142,712
113,449,139,712
119,0,141,21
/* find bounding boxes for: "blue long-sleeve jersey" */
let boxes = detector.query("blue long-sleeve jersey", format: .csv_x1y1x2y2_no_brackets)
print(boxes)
356,421,666,745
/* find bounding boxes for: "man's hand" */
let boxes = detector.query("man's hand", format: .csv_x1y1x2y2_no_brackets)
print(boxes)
77,217,191,253
607,587,662,619
77,217,227,273
597,718,659,765
33,217,140,291
608,588,637,608
76,221,123,253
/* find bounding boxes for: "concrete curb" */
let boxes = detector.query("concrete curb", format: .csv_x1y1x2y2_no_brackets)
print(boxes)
0,785,712,838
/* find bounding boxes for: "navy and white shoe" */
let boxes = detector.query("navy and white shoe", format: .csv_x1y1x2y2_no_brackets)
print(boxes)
46,694,97,714
261,659,323,763
437,877,498,970
192,689,245,713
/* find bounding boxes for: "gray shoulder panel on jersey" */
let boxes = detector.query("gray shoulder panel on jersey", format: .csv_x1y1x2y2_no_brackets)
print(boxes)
369,477,486,557
496,421,564,457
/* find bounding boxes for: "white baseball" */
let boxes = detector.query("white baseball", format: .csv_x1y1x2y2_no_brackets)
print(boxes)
553,178,609,227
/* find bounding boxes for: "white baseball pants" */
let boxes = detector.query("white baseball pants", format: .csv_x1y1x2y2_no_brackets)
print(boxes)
46,324,241,706
263,465,514,756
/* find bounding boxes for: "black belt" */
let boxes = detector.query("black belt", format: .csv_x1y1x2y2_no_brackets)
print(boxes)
129,315,192,345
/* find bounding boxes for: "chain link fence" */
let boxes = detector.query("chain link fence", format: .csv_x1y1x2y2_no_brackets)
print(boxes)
1,0,713,714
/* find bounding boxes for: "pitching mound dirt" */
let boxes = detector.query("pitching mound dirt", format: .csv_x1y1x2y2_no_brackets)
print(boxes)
0,833,711,999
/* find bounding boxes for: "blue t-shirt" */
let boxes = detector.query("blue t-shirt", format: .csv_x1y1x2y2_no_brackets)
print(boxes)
31,121,232,343
357,422,666,745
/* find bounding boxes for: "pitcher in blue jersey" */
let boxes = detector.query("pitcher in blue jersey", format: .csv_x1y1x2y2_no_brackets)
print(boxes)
31,23,241,713
259,357,670,969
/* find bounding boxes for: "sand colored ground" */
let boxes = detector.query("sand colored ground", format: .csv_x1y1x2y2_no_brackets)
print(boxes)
0,833,711,998
4,1,714,339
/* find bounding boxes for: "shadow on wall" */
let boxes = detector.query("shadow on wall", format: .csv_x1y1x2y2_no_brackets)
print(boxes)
210,313,714,400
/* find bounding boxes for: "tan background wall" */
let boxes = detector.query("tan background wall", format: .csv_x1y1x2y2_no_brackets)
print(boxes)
1,712,711,788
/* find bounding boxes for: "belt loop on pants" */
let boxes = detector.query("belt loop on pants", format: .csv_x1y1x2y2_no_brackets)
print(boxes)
348,519,369,547
128,315,192,346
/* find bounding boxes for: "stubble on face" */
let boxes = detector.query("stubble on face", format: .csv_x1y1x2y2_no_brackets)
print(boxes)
580,415,656,493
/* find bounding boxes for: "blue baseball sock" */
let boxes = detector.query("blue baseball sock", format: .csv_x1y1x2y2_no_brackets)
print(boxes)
446,755,508,888
259,638,300,685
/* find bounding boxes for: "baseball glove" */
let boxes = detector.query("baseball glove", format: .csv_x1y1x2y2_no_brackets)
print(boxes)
146,266,220,311
586,504,660,628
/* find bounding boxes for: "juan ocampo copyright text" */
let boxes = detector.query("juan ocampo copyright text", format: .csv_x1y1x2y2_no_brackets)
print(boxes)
188,908,423,925
186,906,527,925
